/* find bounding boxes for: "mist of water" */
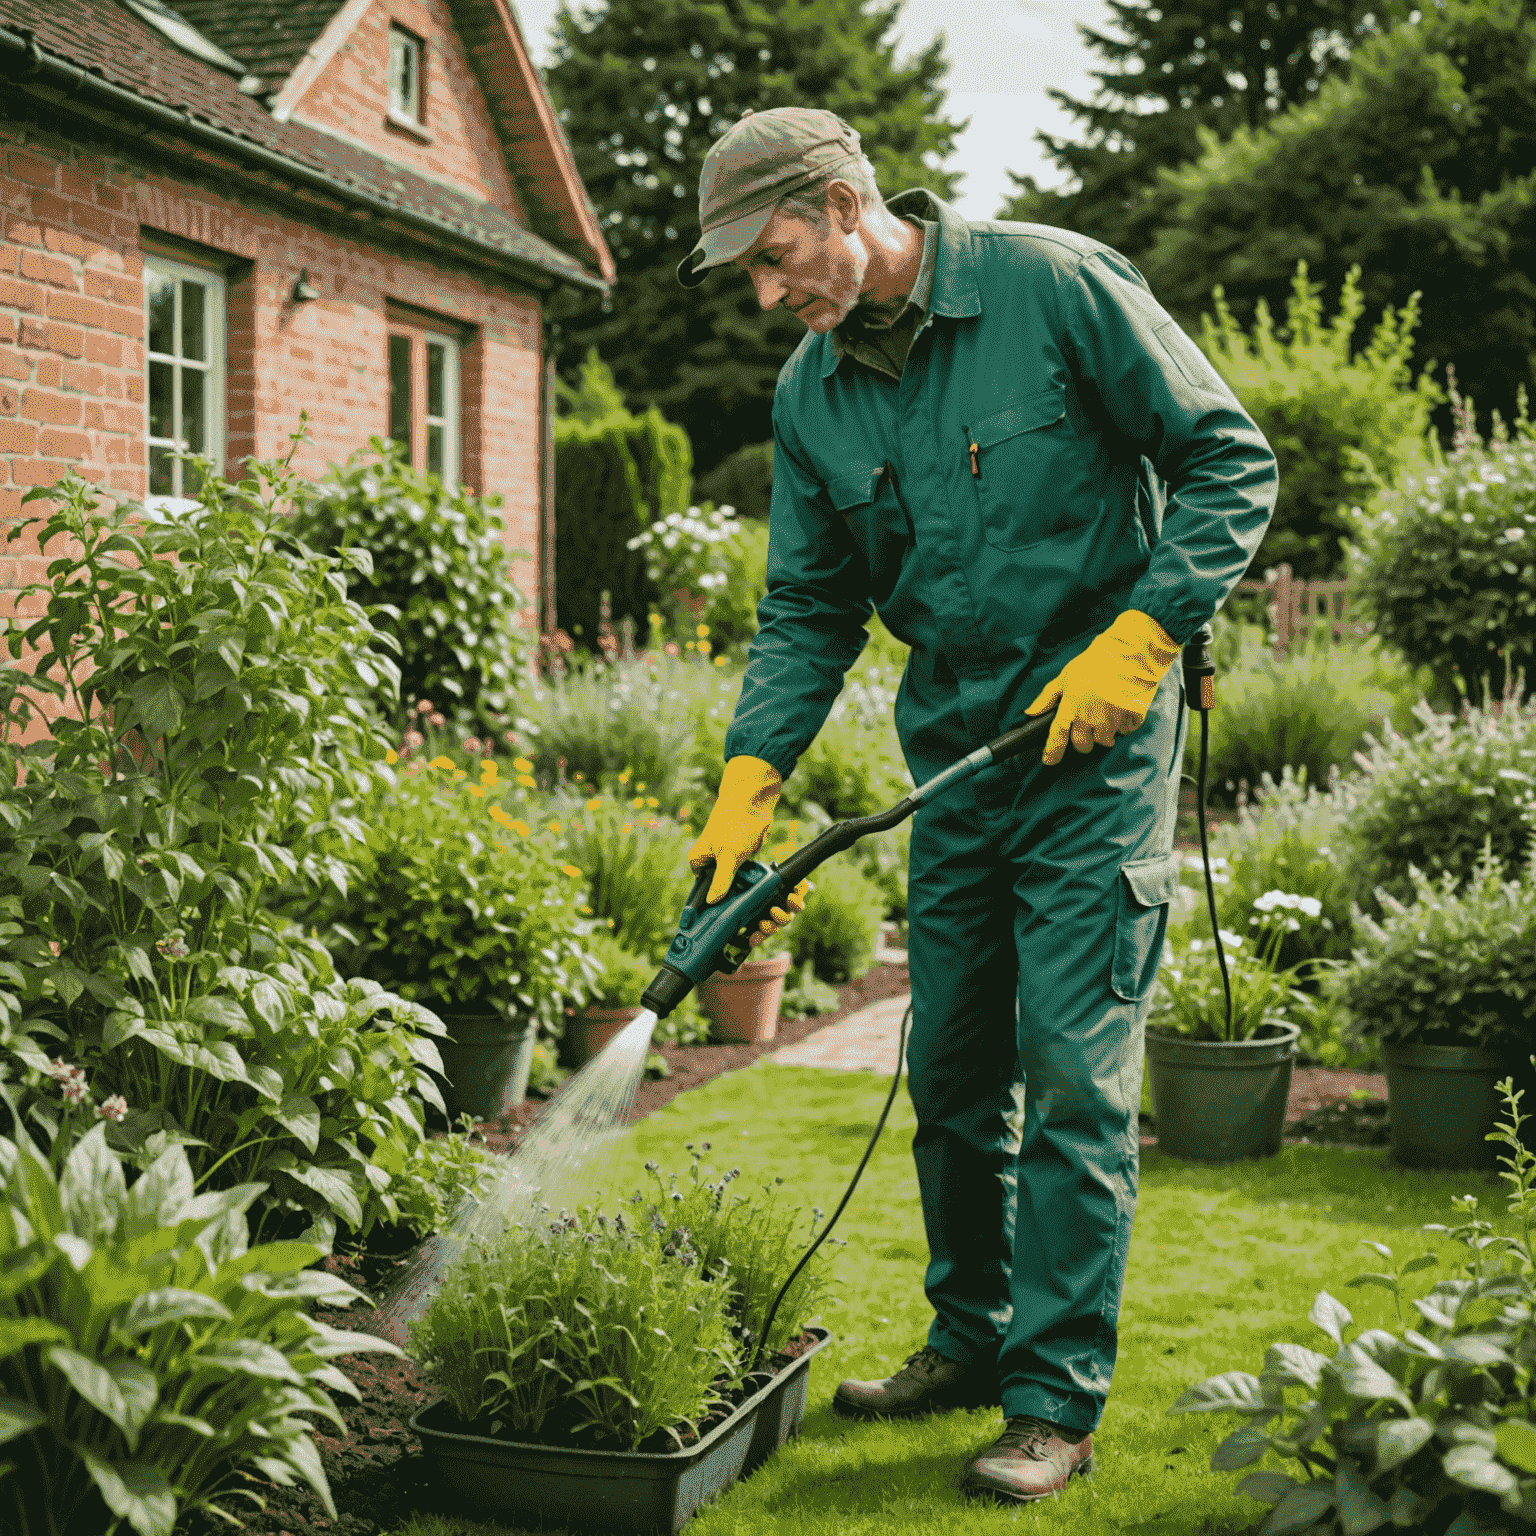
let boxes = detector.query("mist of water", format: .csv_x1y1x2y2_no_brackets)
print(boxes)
365,1007,659,1347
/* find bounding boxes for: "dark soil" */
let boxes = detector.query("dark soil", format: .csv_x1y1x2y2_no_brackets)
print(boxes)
173,966,905,1536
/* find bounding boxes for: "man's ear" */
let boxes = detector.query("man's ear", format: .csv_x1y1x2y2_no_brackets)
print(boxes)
825,178,862,233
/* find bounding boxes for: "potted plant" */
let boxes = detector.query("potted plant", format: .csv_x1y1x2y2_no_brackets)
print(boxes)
335,761,601,1120
1325,838,1536,1169
1147,889,1343,1162
1167,1063,1536,1536
696,929,794,1044
566,930,657,1066
405,1145,837,1532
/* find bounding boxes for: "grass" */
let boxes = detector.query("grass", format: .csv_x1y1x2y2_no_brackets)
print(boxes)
389,1061,1501,1536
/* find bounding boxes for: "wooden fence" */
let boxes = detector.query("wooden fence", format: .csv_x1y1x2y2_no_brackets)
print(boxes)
1233,563,1370,657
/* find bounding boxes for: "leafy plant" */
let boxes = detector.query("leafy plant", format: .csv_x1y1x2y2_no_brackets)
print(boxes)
0,1118,401,1536
775,857,884,985
289,437,534,734
1328,685,1536,924
627,502,741,642
1169,1065,1536,1536
1327,838,1536,1066
579,930,656,1009
1153,890,1345,1045
324,760,600,1038
0,459,474,1244
1348,392,1536,715
779,959,841,1021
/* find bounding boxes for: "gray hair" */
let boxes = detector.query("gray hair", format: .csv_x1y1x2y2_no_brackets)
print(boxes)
776,154,883,229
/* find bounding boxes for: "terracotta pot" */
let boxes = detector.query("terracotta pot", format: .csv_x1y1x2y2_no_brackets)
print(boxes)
565,1005,644,1067
696,952,793,1043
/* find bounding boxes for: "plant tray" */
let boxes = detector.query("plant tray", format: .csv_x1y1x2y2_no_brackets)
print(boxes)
410,1327,831,1533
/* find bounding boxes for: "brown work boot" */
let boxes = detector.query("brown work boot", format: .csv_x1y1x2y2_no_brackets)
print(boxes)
833,1345,1001,1419
962,1415,1095,1503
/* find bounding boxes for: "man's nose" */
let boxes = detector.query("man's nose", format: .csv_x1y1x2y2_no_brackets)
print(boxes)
752,270,787,311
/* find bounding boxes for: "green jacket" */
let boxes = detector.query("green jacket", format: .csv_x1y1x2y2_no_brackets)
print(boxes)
723,189,1278,778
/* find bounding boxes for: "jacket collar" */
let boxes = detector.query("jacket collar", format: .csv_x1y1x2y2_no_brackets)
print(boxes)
818,188,981,379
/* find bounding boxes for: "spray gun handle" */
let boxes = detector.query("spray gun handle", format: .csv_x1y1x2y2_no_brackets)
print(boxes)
1182,622,1216,710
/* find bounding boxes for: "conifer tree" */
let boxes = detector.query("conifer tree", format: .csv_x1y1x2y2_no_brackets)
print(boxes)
545,0,961,473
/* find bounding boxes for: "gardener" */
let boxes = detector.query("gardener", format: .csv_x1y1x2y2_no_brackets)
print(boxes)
678,107,1277,1504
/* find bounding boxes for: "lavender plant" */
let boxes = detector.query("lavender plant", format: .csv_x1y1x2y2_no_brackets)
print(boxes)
1170,1062,1536,1534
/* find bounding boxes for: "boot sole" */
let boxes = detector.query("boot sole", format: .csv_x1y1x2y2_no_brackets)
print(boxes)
832,1390,1002,1421
963,1452,1096,1504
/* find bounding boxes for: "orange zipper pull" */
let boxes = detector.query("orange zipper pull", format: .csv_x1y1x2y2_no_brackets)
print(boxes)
965,426,980,478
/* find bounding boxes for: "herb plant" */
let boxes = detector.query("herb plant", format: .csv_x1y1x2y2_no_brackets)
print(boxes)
1170,1064,1536,1536
579,930,657,1009
0,459,476,1244
0,1119,401,1536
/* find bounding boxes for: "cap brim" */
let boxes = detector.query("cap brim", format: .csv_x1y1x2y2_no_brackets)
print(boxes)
676,202,778,288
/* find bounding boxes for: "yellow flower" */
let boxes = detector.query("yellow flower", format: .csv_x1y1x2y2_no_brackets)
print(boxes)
429,755,455,770
578,904,593,915
513,757,533,772
586,796,602,810
509,818,531,837
559,863,582,878
453,770,467,780
646,797,659,808
517,774,536,789
697,640,711,655
636,783,646,792
385,747,398,764
632,797,645,809
573,771,585,782
696,623,710,638
481,762,498,780
546,820,562,834
618,770,630,784
622,822,633,833
468,784,487,798
488,805,512,826
714,655,728,667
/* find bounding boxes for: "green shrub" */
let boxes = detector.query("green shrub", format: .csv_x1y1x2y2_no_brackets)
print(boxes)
627,502,741,643
520,654,726,813
1329,687,1536,923
581,930,657,1008
1347,397,1536,711
1170,1071,1536,1535
554,351,692,646
324,760,601,1038
1180,618,1436,812
1198,260,1442,582
1326,838,1536,1068
555,796,697,962
0,1119,400,1536
701,516,770,657
289,438,532,733
0,462,474,1246
779,711,912,823
778,958,841,1020
694,439,774,523
781,857,884,984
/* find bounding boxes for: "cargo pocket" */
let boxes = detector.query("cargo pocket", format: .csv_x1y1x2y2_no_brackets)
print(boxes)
828,465,908,595
1111,852,1180,1003
966,382,1075,551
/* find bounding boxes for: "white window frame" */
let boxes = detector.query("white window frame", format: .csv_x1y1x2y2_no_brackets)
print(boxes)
144,252,225,510
423,330,459,486
389,26,423,123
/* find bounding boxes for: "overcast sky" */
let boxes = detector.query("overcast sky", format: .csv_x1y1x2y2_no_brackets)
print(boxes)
512,0,1118,220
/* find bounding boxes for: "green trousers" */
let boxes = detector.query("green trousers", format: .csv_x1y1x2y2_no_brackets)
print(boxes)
902,653,1187,1436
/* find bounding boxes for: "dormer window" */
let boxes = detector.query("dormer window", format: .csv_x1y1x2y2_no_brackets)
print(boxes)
389,26,423,123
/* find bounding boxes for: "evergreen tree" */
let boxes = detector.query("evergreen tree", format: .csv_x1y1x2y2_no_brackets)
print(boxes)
545,0,961,473
1000,0,1404,262
1144,1,1536,438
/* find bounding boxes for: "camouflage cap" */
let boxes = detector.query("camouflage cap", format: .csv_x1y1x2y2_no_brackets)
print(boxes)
676,107,863,287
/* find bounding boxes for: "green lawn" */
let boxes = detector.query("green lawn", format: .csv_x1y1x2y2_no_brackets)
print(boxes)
391,1061,1500,1536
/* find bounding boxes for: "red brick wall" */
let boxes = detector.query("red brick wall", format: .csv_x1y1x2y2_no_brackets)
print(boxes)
290,0,526,221
0,117,546,622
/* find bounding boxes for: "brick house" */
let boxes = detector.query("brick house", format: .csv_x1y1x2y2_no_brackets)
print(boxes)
0,0,614,628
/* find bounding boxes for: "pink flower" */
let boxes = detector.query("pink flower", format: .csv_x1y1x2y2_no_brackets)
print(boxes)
416,699,434,714
664,642,680,657
49,1059,89,1105
462,737,483,754
403,730,424,750
97,1095,128,1123
428,712,446,729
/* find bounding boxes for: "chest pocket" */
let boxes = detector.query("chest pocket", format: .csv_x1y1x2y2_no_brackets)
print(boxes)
966,382,1080,552
828,465,909,600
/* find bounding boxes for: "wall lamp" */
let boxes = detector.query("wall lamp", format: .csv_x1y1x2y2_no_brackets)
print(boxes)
292,268,321,302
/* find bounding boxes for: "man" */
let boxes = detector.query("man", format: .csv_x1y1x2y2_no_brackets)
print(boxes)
677,107,1276,1503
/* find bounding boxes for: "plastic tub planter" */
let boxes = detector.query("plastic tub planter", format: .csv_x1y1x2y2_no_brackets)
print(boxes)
411,1328,831,1532
1379,1041,1535,1170
433,1008,537,1121
1145,1021,1300,1162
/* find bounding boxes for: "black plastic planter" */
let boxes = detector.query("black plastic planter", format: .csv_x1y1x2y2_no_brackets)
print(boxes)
410,1328,831,1532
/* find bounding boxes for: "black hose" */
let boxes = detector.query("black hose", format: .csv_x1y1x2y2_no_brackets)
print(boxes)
746,997,913,1379
1192,708,1234,1041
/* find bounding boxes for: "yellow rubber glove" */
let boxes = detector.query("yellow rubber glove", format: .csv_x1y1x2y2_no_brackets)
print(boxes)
746,877,812,948
1025,609,1181,767
688,755,783,904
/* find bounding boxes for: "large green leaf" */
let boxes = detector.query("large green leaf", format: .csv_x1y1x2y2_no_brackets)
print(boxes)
271,1094,320,1155
122,1147,196,1237
192,1338,303,1383
1444,1441,1519,1495
0,1396,45,1445
60,1124,126,1245
1335,1455,1389,1536
49,1346,132,1435
1264,1341,1330,1390
1260,1482,1335,1536
1495,1419,1536,1474
1211,1420,1276,1471
277,1162,362,1227
1376,1415,1435,1473
82,1451,177,1536
128,674,185,743
0,1317,70,1362
117,1288,232,1337
1335,1353,1412,1410
1309,1289,1353,1347
1169,1371,1268,1416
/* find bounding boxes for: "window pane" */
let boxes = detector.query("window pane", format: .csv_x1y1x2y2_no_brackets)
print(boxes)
149,360,174,440
180,280,205,362
390,30,418,118
182,368,205,453
426,423,444,478
426,341,445,418
147,270,175,355
389,334,412,461
149,446,175,496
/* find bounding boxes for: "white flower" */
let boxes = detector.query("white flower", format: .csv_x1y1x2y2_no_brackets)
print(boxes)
1217,929,1245,949
1506,528,1526,541
97,1095,128,1123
